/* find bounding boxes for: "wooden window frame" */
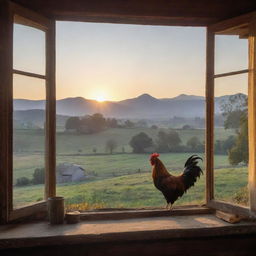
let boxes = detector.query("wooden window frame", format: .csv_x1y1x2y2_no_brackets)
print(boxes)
206,13,256,218
0,1,56,223
1,1,256,223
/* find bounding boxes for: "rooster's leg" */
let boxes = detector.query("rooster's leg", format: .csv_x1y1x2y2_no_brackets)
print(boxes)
166,203,173,210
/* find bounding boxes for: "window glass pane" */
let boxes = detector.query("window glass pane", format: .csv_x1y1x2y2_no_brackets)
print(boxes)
13,74,46,209
56,22,205,211
13,23,45,75
215,35,247,74
214,73,248,206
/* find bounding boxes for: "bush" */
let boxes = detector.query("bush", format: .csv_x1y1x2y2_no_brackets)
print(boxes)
32,168,45,185
16,177,30,186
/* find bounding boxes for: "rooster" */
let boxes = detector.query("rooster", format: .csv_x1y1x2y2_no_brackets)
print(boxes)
150,153,203,208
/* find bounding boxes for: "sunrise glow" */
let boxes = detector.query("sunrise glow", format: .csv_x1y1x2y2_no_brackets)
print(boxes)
89,90,108,102
95,95,106,102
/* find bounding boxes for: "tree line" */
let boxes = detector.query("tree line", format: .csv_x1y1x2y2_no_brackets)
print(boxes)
129,130,204,154
65,113,142,134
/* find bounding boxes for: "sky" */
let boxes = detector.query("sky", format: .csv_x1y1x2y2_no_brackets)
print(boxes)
13,22,248,101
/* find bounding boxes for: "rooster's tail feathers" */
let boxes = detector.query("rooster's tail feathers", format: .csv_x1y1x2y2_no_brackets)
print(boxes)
183,155,203,191
184,155,203,168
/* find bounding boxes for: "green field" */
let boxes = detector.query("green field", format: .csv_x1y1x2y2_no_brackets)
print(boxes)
12,127,248,209
13,165,248,209
14,127,236,154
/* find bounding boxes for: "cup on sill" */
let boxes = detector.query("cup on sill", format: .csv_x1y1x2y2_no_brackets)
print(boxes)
47,196,65,224
66,211,80,224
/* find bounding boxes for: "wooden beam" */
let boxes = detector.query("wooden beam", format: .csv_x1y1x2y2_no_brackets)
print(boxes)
11,0,256,27
209,12,253,34
205,28,215,204
9,201,47,221
13,69,46,80
53,15,215,27
10,1,51,31
208,200,251,217
0,0,13,224
45,19,56,199
214,69,249,79
248,14,256,215
80,207,213,221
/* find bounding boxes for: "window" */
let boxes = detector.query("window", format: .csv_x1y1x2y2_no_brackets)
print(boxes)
55,23,206,211
206,16,256,216
0,2,55,222
1,1,256,223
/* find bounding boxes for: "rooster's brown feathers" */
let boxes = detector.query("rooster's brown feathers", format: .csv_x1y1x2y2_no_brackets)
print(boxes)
150,154,203,205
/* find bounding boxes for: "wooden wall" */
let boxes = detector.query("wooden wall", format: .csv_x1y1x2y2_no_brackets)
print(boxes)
11,0,256,26
1,235,256,256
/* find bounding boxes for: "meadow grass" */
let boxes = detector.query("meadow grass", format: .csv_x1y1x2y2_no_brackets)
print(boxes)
13,152,231,182
13,166,248,209
13,127,247,209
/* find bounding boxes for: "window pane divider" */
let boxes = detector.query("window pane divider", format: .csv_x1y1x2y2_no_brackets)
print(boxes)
248,14,256,215
214,69,249,79
205,27,215,205
13,69,46,80
9,201,47,221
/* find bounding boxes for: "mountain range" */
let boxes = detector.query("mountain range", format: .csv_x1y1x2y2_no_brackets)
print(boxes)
13,93,242,119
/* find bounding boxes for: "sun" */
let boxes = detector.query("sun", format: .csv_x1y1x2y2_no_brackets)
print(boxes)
95,95,106,102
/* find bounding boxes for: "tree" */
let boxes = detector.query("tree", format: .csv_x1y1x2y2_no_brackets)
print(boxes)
80,113,106,133
187,136,202,151
220,93,247,130
129,132,153,153
222,135,236,153
32,168,45,185
220,94,248,165
89,113,106,132
156,130,181,152
65,116,80,131
228,117,248,165
105,139,117,154
214,136,236,155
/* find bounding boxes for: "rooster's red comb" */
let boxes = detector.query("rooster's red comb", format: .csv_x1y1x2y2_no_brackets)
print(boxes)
150,153,160,159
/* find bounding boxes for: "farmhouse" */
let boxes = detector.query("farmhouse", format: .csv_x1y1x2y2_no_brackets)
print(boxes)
1,0,256,256
56,163,86,183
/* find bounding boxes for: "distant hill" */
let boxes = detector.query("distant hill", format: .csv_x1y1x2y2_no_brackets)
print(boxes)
13,93,246,119
14,109,69,128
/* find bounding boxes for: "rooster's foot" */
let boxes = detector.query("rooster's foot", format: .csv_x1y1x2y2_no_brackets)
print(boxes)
166,203,173,211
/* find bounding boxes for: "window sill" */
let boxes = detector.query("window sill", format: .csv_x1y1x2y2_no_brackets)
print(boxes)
0,208,256,250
